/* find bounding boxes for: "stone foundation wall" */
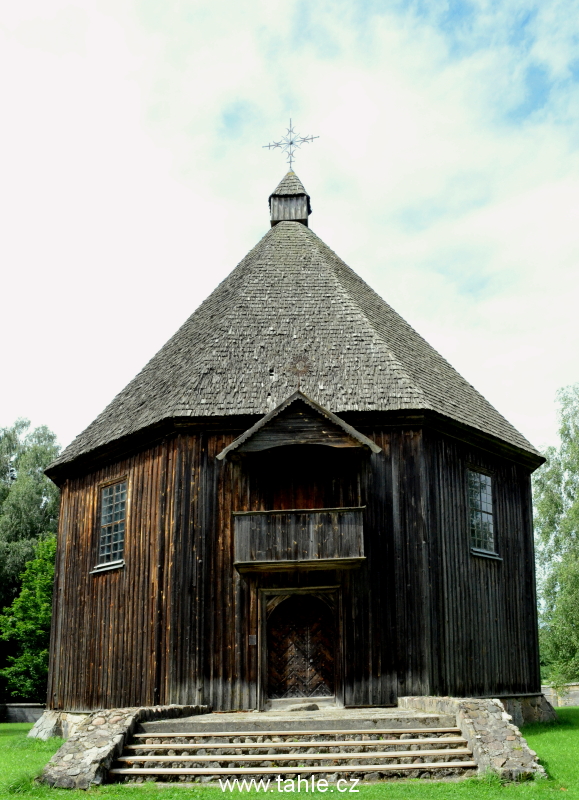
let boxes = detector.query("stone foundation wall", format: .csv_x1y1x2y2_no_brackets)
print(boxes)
38,705,210,789
399,696,547,780
501,695,558,727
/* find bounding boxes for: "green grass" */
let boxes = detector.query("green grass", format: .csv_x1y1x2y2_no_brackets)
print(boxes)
0,710,578,800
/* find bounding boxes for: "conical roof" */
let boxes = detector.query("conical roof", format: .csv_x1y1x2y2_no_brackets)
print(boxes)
270,171,309,197
51,175,539,471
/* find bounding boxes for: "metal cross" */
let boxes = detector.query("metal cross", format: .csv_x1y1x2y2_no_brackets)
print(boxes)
263,120,319,170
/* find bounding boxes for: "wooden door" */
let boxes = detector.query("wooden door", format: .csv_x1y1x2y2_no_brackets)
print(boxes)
267,595,335,699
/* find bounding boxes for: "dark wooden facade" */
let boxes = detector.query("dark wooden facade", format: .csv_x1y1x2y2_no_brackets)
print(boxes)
233,507,365,571
47,413,541,712
47,171,542,713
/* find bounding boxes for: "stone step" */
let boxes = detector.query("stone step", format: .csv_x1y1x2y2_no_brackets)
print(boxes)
133,727,461,740
116,747,472,764
140,715,456,734
109,761,477,778
126,736,467,751
115,718,475,783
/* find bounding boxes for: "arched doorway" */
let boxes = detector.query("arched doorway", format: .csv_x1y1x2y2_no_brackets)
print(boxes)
266,594,335,699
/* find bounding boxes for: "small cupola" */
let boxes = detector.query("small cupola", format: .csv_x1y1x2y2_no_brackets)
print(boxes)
268,171,312,227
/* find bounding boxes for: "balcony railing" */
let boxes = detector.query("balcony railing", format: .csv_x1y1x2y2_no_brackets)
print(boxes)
233,506,365,572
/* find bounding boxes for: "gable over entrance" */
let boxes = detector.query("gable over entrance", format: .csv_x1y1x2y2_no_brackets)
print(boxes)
222,393,373,573
217,391,382,460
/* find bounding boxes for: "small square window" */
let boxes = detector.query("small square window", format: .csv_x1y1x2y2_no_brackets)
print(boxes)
468,470,495,553
98,481,126,565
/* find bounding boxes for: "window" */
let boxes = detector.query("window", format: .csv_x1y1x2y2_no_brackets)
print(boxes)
98,481,127,565
468,469,495,553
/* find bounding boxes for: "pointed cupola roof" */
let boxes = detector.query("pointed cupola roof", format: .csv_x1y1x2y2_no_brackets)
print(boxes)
48,173,540,476
269,171,311,226
270,171,309,198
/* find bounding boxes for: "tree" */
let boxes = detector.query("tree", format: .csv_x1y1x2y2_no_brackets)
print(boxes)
0,420,60,609
0,535,56,700
534,384,579,687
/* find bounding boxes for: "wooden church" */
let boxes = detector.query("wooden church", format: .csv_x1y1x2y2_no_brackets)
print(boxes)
46,171,544,713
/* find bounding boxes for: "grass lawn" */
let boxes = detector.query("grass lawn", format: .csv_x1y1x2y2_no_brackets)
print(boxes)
1,709,578,800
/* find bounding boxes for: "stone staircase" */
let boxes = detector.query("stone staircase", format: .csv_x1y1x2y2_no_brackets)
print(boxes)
38,698,547,789
109,709,477,783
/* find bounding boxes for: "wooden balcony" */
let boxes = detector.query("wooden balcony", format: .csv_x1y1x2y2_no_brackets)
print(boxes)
233,507,365,573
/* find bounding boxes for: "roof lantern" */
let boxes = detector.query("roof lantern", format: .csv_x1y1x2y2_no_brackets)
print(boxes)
268,171,312,227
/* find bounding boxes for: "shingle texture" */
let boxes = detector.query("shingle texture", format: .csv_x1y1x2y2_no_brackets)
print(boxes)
52,186,538,469
270,171,308,198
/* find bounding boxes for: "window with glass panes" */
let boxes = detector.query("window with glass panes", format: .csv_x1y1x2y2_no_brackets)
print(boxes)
98,481,126,564
468,470,495,552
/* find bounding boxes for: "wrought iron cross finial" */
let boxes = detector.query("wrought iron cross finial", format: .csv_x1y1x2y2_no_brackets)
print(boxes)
263,119,319,170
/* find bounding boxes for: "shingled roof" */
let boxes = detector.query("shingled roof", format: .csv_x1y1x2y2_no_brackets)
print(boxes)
50,173,539,471
269,171,308,198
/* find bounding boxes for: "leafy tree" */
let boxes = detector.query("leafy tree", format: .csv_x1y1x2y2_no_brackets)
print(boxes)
0,535,56,700
0,420,60,608
534,384,579,687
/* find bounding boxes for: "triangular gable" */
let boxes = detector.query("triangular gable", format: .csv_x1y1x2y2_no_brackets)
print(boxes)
216,391,381,460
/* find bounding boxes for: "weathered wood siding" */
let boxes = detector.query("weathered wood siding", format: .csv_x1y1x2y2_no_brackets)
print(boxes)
48,439,175,711
48,423,539,711
234,409,365,453
425,429,540,696
47,433,228,711
270,195,309,224
233,508,365,564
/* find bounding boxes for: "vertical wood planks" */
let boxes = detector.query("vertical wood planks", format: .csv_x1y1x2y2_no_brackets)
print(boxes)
47,423,540,712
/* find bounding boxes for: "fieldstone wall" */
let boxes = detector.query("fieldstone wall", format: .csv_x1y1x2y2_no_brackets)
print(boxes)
399,696,546,780
29,710,88,740
39,705,209,789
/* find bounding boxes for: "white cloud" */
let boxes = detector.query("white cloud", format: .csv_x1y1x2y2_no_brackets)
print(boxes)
1,0,578,454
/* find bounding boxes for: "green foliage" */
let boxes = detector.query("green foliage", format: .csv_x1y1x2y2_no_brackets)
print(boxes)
0,420,60,608
534,384,579,688
539,556,579,689
0,536,56,700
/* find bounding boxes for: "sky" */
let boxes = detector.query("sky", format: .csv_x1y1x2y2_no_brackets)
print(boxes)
1,0,578,455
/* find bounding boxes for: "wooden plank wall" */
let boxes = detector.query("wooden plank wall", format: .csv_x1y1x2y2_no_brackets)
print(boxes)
236,409,365,452
270,196,309,223
425,430,541,696
233,509,364,563
48,439,174,710
48,424,540,711
48,432,237,711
